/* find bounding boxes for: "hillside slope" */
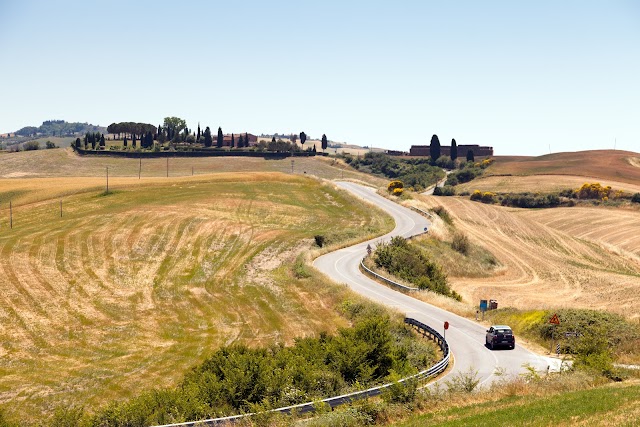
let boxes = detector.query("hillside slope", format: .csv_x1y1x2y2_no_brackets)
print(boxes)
0,172,392,420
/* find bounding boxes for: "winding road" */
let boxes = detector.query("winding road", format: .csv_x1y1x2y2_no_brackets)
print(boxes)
314,182,557,386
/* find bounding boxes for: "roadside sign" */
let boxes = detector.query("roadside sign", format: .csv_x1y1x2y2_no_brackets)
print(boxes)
479,300,488,311
366,244,372,255
424,227,428,232
549,313,560,325
444,321,449,330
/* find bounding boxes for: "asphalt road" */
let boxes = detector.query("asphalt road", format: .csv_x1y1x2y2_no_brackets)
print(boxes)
313,182,556,387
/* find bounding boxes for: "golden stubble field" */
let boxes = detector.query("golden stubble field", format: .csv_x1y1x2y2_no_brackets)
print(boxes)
0,157,392,419
414,195,640,320
464,150,640,194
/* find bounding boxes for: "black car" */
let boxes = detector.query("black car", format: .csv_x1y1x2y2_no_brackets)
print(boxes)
486,325,515,350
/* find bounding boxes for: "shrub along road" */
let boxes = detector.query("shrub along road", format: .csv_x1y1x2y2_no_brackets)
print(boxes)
313,182,557,387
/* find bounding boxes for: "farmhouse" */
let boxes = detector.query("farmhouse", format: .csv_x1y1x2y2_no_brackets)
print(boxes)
220,133,258,146
410,144,494,157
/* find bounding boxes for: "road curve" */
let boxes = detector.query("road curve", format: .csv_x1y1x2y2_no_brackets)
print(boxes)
313,182,554,386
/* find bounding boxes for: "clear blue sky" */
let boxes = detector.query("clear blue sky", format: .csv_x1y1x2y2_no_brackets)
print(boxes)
1,1,638,155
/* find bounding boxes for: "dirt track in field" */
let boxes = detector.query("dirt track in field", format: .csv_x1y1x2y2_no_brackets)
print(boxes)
416,195,640,319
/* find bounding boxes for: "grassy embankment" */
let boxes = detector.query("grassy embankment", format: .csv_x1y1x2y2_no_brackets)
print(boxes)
395,380,640,427
0,166,392,420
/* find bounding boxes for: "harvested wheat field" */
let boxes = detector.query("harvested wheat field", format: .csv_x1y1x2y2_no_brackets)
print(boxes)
0,147,385,186
488,150,640,184
0,171,392,420
414,195,640,320
456,174,640,195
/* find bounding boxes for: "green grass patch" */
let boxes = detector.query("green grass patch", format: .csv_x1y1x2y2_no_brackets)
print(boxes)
398,383,640,427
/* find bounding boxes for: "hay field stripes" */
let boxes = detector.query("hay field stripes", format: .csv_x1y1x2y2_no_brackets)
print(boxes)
488,150,640,186
456,174,640,195
0,173,389,420
416,196,640,319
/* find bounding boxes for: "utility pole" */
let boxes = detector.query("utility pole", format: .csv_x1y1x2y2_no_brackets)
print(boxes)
60,198,62,218
166,158,169,177
10,200,12,229
139,157,141,179
106,166,109,193
291,159,294,174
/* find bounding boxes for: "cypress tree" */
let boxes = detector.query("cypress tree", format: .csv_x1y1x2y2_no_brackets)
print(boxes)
299,131,307,147
123,136,128,147
429,134,441,163
245,132,249,147
217,127,223,148
321,134,328,152
197,123,201,141
238,135,244,148
231,133,235,148
450,138,458,161
272,136,276,143
466,149,475,162
204,126,212,147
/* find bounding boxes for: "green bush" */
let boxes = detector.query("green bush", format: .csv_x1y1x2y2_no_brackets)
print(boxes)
342,153,443,192
84,302,436,424
433,186,456,196
632,193,640,203
445,165,483,186
431,206,453,225
373,237,460,300
500,193,560,208
23,141,40,151
451,232,469,255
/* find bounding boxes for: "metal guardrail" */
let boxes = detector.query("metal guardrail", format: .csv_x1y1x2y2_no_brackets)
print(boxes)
409,206,435,219
154,318,450,427
360,258,419,292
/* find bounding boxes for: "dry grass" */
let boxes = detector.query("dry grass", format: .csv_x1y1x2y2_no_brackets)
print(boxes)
488,150,640,185
413,195,640,320
0,171,392,420
457,174,640,195
0,147,385,186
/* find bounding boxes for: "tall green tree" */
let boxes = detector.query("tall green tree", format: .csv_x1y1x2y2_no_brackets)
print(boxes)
429,134,440,162
217,127,223,148
203,126,212,147
238,134,244,148
145,131,154,148
231,133,235,148
272,136,276,143
197,123,201,141
75,137,81,149
245,132,249,148
163,117,187,139
466,149,474,162
321,134,328,152
300,131,307,147
450,138,458,161
123,136,128,147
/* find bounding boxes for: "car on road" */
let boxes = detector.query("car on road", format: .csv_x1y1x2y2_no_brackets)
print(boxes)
486,325,515,350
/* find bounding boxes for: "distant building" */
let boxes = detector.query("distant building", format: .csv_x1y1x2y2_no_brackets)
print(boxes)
409,144,493,157
219,133,258,146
